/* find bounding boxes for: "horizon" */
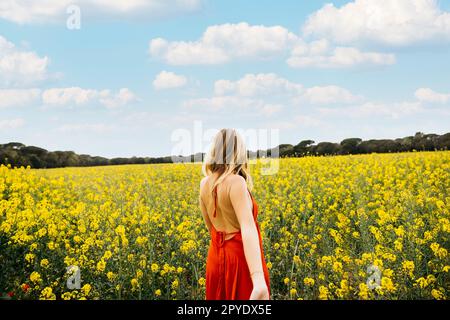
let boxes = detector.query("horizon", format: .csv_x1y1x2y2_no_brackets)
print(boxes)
1,130,447,159
1,0,450,158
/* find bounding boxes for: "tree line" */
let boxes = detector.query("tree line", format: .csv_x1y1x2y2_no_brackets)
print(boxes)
1,132,449,169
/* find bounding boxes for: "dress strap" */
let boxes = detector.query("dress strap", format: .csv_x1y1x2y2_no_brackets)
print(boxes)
213,185,218,218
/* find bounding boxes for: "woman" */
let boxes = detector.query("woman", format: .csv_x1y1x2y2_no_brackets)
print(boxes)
199,128,270,300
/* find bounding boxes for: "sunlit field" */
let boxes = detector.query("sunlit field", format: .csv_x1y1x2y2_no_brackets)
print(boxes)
1,151,449,300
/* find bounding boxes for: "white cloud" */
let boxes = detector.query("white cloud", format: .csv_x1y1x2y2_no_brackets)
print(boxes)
303,0,450,46
183,95,284,117
212,73,361,105
319,101,424,119
149,22,298,65
214,73,303,96
0,35,50,85
42,87,102,106
42,87,137,108
415,88,450,104
0,118,24,130
184,73,361,116
150,22,397,68
301,86,363,104
99,88,138,108
0,88,41,108
260,104,283,116
287,39,395,68
0,0,203,24
153,71,187,90
314,87,450,120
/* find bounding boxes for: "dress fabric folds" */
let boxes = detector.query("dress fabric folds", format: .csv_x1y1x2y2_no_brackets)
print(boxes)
205,186,271,300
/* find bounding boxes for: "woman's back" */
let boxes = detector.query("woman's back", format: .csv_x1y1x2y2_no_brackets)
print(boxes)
200,173,253,235
200,128,270,300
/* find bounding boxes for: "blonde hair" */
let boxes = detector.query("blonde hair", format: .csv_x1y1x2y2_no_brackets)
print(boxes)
202,128,253,194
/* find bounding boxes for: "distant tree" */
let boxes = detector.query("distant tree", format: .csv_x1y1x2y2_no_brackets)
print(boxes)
413,133,438,151
29,154,44,168
21,146,48,156
3,142,25,150
294,140,314,156
276,144,294,157
436,133,450,150
340,138,362,155
314,142,341,155
359,139,401,153
43,152,58,168
1,131,449,168
395,136,414,152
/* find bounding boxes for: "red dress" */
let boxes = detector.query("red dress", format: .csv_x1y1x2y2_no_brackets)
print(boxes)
205,185,271,300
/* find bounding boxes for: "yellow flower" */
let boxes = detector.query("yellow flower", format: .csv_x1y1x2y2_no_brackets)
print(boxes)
332,261,343,274
131,278,139,291
62,292,72,300
40,287,56,300
415,277,427,289
426,275,436,285
136,236,148,246
394,239,403,252
303,277,315,287
431,289,445,300
96,259,106,272
381,277,396,293
1,151,448,300
103,250,112,260
151,263,159,273
358,283,370,300
402,260,415,278
30,271,42,283
81,284,92,296
40,259,49,268
115,225,126,236
107,271,116,281
47,242,56,250
318,286,329,300
198,277,206,286
25,253,35,263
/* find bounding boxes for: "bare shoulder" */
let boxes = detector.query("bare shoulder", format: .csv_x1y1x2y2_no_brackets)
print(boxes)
199,176,209,192
226,174,247,192
200,176,209,187
226,174,246,184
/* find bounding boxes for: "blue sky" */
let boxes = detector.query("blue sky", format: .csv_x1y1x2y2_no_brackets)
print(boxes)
0,0,449,157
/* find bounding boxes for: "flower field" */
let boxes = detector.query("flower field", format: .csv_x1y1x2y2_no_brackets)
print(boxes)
0,151,449,300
